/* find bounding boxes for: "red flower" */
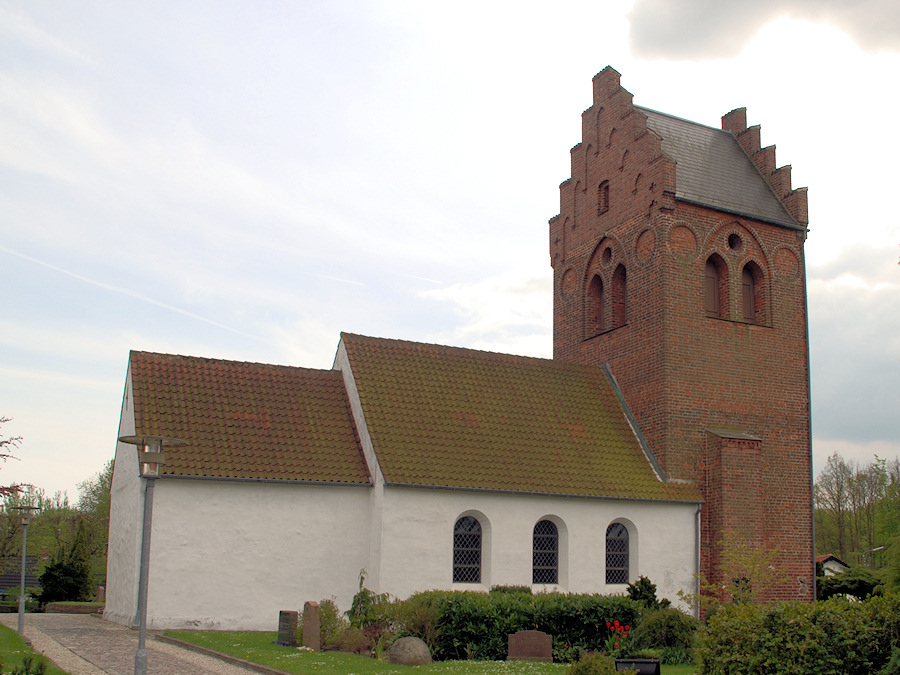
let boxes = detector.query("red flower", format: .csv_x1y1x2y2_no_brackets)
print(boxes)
625,625,630,631
614,620,620,627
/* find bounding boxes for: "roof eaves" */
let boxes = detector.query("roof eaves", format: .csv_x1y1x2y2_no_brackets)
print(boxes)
384,481,703,505
676,195,804,231
161,474,373,487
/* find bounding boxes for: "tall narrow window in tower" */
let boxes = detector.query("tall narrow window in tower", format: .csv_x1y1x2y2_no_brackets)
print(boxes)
453,516,482,583
587,274,604,336
742,263,761,323
612,264,627,327
605,522,629,584
598,181,610,215
705,258,722,317
533,520,559,584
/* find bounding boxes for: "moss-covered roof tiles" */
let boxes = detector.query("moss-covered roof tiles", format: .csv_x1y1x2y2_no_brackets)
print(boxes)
341,333,700,502
129,351,370,484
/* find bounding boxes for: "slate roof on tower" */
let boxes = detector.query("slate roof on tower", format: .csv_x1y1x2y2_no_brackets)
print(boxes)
128,351,370,484
638,106,800,230
340,333,701,502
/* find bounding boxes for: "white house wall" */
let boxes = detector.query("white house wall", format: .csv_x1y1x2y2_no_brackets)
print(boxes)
143,478,372,630
377,487,698,607
105,366,142,626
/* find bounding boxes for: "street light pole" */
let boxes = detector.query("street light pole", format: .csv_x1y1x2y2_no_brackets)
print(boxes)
118,435,184,675
12,505,39,635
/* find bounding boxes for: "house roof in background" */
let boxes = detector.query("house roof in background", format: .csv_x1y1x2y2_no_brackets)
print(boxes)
639,106,800,230
129,351,370,484
340,333,701,502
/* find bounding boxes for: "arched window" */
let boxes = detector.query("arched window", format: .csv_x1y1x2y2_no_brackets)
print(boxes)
705,257,725,318
533,520,559,584
612,264,626,328
587,274,604,335
598,181,610,215
453,516,482,583
606,522,629,584
742,263,762,323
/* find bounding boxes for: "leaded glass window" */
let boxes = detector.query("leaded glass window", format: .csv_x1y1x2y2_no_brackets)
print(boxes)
606,522,629,584
453,516,481,583
533,520,559,584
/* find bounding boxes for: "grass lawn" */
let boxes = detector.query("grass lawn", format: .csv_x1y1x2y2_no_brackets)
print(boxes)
0,624,70,675
165,631,698,674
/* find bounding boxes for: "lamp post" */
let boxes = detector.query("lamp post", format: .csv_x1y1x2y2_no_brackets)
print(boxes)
11,505,39,635
118,435,185,675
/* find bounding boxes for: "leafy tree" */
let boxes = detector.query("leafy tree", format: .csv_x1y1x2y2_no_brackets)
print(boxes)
37,519,94,604
815,453,900,569
678,531,789,615
76,459,113,582
816,453,853,560
0,416,23,497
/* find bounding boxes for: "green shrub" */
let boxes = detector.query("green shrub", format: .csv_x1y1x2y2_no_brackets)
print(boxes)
490,585,532,594
566,653,630,675
314,598,348,648
38,521,94,604
880,647,900,675
391,590,640,662
630,606,698,652
698,595,900,675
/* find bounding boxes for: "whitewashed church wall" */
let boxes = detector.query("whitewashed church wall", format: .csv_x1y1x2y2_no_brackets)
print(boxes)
142,479,372,630
104,368,143,626
377,487,697,607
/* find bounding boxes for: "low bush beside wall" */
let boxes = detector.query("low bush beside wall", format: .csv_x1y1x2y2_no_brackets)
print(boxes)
399,590,640,661
698,594,900,675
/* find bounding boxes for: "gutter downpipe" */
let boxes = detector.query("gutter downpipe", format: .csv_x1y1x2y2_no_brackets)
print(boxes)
695,504,702,620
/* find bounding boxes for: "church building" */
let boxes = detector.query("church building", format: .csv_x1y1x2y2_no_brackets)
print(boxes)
105,67,813,630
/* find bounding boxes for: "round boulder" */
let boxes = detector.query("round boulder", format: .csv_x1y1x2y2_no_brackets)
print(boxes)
389,636,432,666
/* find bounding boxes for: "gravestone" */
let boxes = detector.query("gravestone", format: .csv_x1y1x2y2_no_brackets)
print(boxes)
302,601,321,651
389,636,432,665
277,610,299,647
507,630,552,662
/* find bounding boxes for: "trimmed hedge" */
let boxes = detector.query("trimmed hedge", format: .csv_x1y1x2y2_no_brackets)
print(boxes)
698,595,900,675
397,590,640,661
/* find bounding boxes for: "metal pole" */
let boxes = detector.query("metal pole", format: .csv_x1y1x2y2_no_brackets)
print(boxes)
17,517,29,635
134,474,157,675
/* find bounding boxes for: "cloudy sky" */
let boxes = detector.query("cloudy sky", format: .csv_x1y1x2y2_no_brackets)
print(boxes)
1,1,898,499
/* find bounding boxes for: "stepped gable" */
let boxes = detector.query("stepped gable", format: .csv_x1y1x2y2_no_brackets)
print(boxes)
340,332,701,502
129,351,369,484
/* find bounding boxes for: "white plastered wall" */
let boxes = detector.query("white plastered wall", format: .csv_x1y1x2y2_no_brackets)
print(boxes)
143,478,371,630
104,363,142,626
377,486,698,607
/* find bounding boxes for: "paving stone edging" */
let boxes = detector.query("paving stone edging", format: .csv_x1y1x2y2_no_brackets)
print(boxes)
154,634,292,675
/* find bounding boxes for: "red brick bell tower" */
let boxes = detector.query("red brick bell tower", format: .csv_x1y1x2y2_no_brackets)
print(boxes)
550,66,814,601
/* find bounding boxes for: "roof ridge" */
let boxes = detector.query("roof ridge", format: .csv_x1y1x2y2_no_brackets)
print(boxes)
130,350,338,376
340,332,599,370
635,104,725,133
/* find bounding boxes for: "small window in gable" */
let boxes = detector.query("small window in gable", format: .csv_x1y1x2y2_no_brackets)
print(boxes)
705,255,728,319
533,520,559,584
612,264,626,328
598,181,610,215
705,259,721,317
606,522,629,584
453,516,482,583
742,262,763,323
587,274,604,336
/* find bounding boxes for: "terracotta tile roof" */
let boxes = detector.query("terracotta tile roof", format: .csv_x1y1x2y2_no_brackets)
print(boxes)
341,334,701,502
129,351,370,484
